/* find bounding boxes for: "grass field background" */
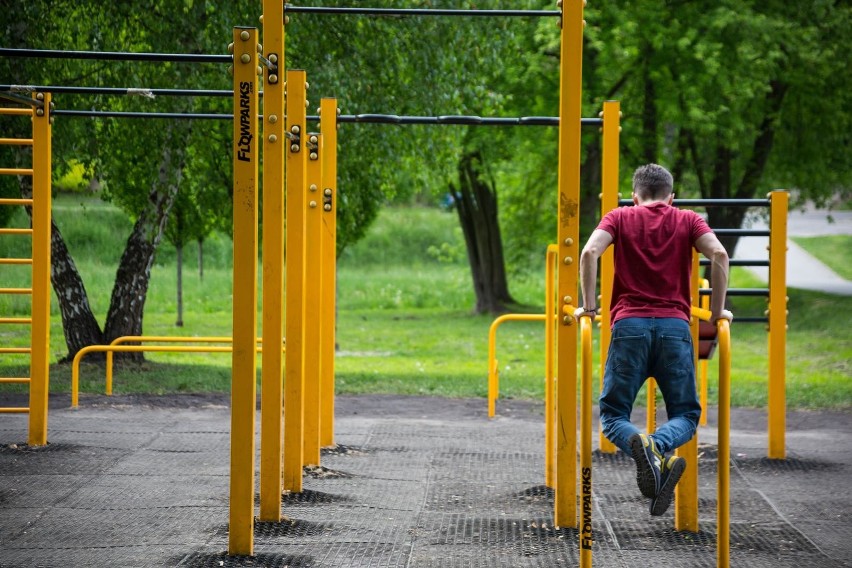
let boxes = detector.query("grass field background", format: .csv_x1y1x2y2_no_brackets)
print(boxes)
1,195,850,409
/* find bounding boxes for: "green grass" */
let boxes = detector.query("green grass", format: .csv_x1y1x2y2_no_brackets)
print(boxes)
791,235,852,280
1,199,850,410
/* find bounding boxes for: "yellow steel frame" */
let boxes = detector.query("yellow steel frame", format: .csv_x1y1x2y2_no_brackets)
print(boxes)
228,26,259,556
717,317,732,567
0,99,51,444
260,0,286,522
319,98,338,448
303,132,323,466
554,0,584,529
284,69,308,493
578,314,594,566
767,190,788,459
544,244,556,488
674,253,701,532
598,100,619,454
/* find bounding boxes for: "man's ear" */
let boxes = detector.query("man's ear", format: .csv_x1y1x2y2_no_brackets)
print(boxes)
667,193,675,205
632,192,639,205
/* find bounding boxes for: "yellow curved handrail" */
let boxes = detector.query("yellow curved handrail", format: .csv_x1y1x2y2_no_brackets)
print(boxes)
717,317,731,568
487,313,547,418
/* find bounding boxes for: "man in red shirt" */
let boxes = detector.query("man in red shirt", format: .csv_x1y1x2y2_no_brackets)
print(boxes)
577,163,731,516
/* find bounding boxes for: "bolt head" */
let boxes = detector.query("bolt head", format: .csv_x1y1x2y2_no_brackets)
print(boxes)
324,188,332,196
309,135,318,144
290,144,299,152
310,184,318,192
240,30,250,41
310,152,318,160
228,42,234,54
291,125,300,134
268,74,278,84
268,114,278,123
36,108,44,116
240,53,250,64
36,92,45,100
324,204,332,211
309,201,317,208
269,54,278,64
268,134,278,143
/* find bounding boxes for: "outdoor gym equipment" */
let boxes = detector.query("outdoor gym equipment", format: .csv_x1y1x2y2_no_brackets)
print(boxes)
0,94,52,445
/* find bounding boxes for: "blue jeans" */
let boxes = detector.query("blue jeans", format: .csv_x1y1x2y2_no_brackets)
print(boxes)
600,317,701,455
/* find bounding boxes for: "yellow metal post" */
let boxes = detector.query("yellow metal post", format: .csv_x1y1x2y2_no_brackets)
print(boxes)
303,132,323,466
699,279,710,426
554,0,584,529
259,0,286,522
545,244,557,488
228,26,259,556
598,100,619,455
646,377,657,434
768,190,788,459
717,318,731,568
28,92,51,446
284,69,308,493
319,98,338,448
579,316,594,566
674,252,700,532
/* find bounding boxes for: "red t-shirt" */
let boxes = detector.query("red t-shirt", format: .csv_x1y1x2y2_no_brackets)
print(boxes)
597,202,713,324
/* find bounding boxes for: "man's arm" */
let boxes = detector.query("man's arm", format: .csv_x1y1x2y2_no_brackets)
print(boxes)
694,232,730,321
579,229,613,313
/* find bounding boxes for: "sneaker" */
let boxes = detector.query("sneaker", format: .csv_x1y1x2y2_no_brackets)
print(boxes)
629,433,662,499
650,455,686,516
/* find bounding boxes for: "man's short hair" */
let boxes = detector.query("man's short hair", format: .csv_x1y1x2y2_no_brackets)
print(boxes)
633,164,674,201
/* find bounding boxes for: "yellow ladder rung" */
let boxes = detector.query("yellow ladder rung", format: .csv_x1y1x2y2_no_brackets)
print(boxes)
0,288,33,295
0,168,33,176
0,348,31,354
0,198,34,206
0,407,30,413
0,108,32,116
0,317,32,324
0,258,33,265
0,377,31,383
0,138,33,146
0,228,33,235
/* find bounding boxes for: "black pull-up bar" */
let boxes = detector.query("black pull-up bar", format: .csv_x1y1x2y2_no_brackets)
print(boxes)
0,48,230,64
618,198,771,207
283,5,561,17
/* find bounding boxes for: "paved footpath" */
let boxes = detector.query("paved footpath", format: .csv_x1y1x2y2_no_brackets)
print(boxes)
735,204,852,295
1,394,851,567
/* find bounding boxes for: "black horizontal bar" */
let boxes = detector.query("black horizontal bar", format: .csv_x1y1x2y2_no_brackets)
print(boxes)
700,259,770,267
699,288,770,297
0,92,44,108
52,110,237,120
1,85,237,97
618,198,770,207
712,229,771,237
0,48,230,64
284,5,561,17
316,114,602,127
735,317,770,323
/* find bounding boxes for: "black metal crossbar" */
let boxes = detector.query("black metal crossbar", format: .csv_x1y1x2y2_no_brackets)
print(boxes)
319,114,602,127
735,317,770,323
283,5,561,17
0,92,45,108
1,85,236,97
52,110,235,120
0,48,230,64
699,259,770,267
618,198,771,207
699,288,769,297
712,229,771,237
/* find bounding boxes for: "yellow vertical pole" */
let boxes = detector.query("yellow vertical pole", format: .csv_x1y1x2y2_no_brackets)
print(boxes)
717,318,731,568
259,0,285,522
579,316,594,567
767,190,787,460
646,377,657,434
674,252,700,532
699,279,710,426
28,92,51,447
303,132,323,466
598,100,619,455
284,69,308,493
319,98,338,448
545,244,556,488
228,26,259,556
554,0,584,529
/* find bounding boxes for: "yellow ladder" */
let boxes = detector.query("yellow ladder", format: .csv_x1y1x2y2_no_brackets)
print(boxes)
0,93,52,445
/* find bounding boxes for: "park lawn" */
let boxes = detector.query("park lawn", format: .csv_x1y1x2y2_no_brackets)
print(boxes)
791,235,852,280
1,201,850,410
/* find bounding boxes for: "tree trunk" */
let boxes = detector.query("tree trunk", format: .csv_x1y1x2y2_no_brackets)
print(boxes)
175,243,184,327
102,120,191,360
15,142,104,363
197,238,204,279
449,150,517,314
